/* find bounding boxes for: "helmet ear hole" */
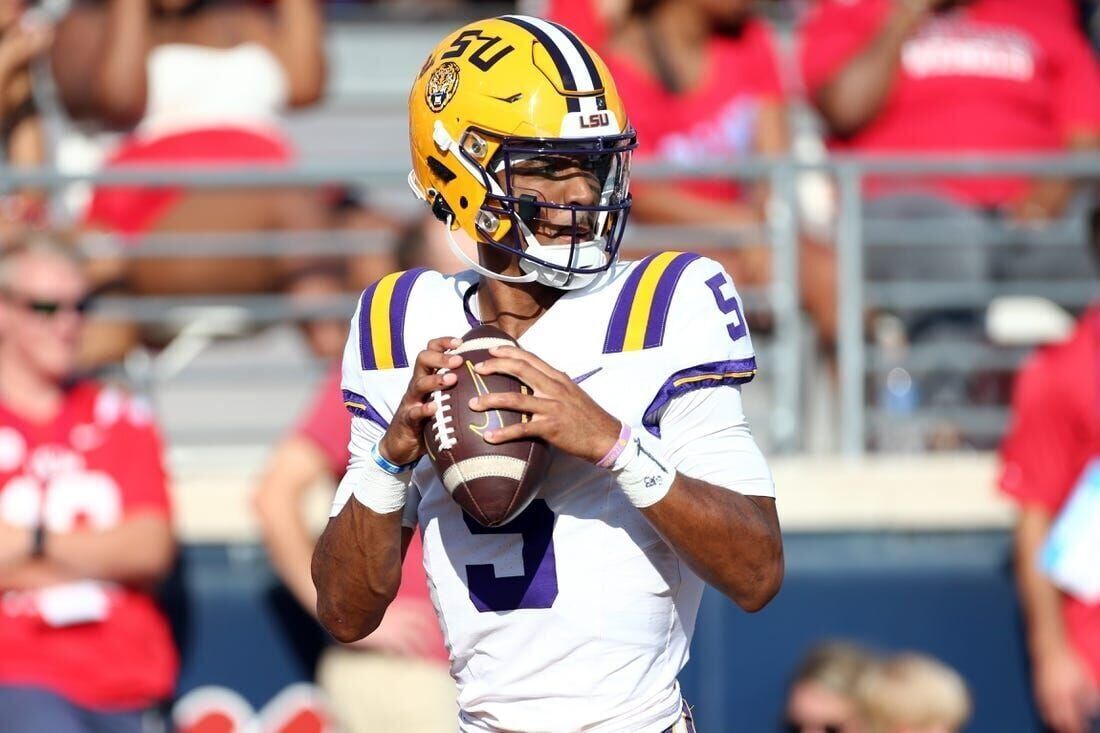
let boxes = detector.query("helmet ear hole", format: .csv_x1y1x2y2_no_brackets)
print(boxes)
517,194,539,227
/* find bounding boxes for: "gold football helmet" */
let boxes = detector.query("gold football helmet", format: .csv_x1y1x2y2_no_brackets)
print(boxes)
408,15,636,290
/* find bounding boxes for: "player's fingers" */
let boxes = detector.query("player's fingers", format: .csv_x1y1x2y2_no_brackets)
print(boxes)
413,341,463,377
474,356,556,393
426,336,462,353
489,344,567,381
468,391,549,415
403,399,437,425
482,420,542,444
410,370,457,398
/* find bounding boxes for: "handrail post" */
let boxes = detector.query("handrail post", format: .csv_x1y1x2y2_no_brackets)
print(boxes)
837,163,865,455
769,162,801,452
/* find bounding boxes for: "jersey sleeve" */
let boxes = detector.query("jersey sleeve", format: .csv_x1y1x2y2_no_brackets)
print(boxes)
340,268,433,431
612,253,756,436
329,413,422,526
659,383,774,497
332,268,434,521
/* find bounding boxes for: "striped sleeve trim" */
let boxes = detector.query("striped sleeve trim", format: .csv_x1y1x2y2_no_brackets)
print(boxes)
342,389,390,428
358,268,427,371
641,358,758,438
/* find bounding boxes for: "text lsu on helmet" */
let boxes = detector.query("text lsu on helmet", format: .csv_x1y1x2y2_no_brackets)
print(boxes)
408,15,637,290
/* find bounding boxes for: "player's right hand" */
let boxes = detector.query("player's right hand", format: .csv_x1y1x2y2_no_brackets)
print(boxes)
1034,643,1100,733
378,337,463,467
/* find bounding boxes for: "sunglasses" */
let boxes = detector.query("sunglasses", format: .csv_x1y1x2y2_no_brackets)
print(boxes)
783,722,845,733
6,294,94,318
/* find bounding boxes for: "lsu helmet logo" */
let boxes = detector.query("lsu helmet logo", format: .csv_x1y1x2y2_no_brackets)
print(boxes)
426,61,461,112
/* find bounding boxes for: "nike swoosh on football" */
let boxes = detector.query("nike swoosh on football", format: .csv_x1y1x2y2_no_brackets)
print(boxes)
571,367,603,384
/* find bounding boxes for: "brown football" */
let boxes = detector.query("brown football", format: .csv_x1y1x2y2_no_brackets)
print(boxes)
422,324,549,527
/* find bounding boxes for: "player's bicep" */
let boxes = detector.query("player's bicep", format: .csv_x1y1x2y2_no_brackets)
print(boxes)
657,385,774,498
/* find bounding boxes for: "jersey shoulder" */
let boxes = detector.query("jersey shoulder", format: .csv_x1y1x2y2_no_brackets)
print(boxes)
601,252,755,372
340,268,466,426
350,268,464,371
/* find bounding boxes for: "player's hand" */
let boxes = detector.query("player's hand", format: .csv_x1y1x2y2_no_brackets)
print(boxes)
469,344,620,464
1034,643,1100,733
378,337,463,467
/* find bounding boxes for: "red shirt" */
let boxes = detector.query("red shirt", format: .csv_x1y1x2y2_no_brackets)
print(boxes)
602,19,785,203
999,310,1100,684
799,0,1100,206
544,0,611,54
294,365,448,664
0,382,177,709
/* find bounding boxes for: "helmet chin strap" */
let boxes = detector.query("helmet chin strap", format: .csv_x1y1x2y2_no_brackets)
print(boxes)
443,215,538,284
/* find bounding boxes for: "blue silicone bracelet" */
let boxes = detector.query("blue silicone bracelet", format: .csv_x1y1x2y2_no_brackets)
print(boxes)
370,442,417,475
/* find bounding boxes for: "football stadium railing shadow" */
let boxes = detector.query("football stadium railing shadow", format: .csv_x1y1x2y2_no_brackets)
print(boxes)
2,154,1097,456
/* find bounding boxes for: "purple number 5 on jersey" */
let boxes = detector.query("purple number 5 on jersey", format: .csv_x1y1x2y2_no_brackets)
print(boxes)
705,272,748,342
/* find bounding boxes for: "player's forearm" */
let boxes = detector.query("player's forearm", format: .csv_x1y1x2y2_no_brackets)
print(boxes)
312,500,404,643
642,476,783,612
1015,509,1072,658
46,514,176,584
815,2,926,137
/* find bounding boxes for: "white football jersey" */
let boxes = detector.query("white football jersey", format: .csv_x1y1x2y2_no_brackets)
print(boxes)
333,252,773,733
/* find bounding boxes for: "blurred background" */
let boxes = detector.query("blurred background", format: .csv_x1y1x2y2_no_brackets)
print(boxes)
1,0,1098,731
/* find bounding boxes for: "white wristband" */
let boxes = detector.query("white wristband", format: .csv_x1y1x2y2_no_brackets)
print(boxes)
612,430,675,508
352,453,413,514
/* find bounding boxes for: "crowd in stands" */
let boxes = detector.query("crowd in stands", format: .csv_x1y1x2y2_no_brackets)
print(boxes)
0,0,1099,730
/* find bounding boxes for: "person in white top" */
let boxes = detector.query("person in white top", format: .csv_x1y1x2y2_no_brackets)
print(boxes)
312,16,783,733
49,0,333,362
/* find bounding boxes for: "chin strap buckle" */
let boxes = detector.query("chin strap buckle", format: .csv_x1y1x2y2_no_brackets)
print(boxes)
517,194,539,227
430,194,454,224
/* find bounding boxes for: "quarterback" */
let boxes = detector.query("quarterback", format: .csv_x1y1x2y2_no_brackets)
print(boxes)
312,15,783,733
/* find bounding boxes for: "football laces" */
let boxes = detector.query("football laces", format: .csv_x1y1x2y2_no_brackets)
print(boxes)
430,369,457,450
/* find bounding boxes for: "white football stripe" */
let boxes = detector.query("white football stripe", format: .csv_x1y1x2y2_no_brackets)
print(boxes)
451,337,515,355
442,455,528,494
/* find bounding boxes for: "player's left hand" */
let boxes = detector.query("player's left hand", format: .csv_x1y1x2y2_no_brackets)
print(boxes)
469,344,620,464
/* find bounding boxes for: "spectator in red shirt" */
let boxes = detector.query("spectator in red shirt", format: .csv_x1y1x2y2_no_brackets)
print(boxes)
799,0,1100,219
1000,309,1100,733
0,236,177,732
574,0,838,343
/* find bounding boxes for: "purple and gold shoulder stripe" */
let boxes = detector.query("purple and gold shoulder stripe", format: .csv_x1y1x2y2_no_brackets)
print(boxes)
603,252,701,354
358,268,428,370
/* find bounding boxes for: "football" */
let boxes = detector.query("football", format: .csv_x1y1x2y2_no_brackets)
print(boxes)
422,324,549,527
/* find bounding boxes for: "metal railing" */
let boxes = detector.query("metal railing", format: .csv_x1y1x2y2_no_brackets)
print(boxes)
3,153,1098,454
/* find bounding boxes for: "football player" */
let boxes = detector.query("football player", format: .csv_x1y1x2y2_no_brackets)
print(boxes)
312,15,783,732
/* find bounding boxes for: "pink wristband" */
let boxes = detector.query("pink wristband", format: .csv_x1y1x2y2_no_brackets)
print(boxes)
597,422,631,469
